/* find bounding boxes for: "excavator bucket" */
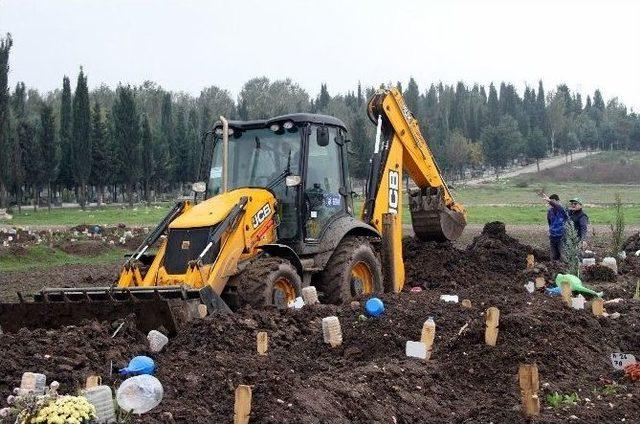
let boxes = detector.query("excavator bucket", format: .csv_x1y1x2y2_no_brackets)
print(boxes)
410,188,467,242
0,285,230,335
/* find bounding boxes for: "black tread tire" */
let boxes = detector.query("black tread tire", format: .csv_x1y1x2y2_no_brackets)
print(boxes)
317,237,383,304
237,256,301,309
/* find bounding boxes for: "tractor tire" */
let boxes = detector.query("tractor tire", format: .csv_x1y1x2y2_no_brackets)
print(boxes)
317,237,383,304
237,256,301,309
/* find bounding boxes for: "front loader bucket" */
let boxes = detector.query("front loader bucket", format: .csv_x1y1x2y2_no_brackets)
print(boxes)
0,286,230,335
410,189,467,242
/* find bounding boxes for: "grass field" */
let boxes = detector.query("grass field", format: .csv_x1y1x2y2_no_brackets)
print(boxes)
3,151,640,227
0,244,125,271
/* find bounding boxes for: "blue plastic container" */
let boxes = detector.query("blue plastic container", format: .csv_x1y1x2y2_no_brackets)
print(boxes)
119,356,155,376
365,297,385,317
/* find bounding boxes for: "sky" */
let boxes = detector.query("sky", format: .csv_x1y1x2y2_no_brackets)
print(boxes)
1,0,639,110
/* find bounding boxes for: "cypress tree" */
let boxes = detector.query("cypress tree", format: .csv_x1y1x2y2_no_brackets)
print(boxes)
316,83,330,112
89,101,108,205
487,83,499,125
57,76,73,190
112,86,140,206
0,33,12,207
159,93,174,186
71,68,91,208
186,108,199,181
141,114,153,202
19,119,43,209
404,77,420,116
174,106,189,185
39,103,59,210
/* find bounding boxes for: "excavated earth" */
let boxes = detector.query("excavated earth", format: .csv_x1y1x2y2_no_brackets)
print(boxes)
1,222,640,423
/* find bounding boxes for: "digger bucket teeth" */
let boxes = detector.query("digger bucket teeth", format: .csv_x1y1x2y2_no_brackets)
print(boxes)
0,286,230,335
410,189,467,242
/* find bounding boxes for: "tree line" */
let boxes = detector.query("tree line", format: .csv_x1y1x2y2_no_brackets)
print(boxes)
1,32,639,210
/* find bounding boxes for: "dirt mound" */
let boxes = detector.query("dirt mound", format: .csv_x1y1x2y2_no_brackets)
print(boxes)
1,225,640,422
623,232,640,253
56,240,110,256
582,264,618,282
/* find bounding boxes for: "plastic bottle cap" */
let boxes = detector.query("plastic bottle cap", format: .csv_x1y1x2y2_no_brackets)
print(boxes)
365,297,385,317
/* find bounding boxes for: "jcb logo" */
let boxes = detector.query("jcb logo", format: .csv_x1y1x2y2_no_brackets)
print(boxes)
252,203,272,229
388,170,399,214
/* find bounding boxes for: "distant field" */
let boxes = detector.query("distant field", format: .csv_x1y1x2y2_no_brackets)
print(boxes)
3,151,639,227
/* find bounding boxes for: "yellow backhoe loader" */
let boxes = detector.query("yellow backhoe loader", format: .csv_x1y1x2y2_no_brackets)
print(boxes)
0,88,466,334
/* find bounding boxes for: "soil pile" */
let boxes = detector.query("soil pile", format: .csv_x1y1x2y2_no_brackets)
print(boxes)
1,223,640,423
623,232,640,253
582,264,618,282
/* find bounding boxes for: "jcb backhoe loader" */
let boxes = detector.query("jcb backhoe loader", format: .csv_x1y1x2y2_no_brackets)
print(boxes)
0,88,466,334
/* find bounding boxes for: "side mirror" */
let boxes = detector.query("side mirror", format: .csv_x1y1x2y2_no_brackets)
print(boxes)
192,181,207,193
316,126,329,147
285,175,302,187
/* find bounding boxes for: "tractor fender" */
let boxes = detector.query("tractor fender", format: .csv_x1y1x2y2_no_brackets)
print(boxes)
258,244,304,277
311,215,381,270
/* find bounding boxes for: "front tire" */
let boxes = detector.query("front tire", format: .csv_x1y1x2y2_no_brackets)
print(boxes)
317,237,383,304
237,256,301,309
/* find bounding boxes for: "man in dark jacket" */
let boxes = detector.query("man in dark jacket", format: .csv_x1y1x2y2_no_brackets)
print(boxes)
542,193,568,260
568,197,589,249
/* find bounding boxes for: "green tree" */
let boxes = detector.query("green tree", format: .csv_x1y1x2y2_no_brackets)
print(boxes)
481,115,523,177
57,76,74,190
71,68,92,208
89,101,109,205
186,108,199,180
316,83,331,112
112,86,140,206
39,103,59,210
159,92,174,186
173,106,190,185
526,127,547,171
140,114,153,203
0,33,12,207
487,83,499,125
403,77,420,117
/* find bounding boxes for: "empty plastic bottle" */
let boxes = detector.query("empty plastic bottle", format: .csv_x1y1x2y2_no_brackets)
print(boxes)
84,385,116,423
116,375,163,414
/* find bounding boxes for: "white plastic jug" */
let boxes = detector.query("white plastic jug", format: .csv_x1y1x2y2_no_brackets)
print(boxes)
602,257,618,274
405,341,427,359
19,372,46,395
147,330,169,353
439,294,459,303
321,316,342,347
116,375,163,414
85,385,116,423
301,286,319,305
571,294,586,310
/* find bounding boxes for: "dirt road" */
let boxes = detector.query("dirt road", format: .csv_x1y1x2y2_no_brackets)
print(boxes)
463,150,595,185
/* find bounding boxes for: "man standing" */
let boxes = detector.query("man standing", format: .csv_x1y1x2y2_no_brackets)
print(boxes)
541,193,567,260
568,197,589,249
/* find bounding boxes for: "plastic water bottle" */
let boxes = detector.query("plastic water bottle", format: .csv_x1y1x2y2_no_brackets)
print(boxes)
147,330,169,353
84,385,116,423
116,375,163,414
420,317,436,358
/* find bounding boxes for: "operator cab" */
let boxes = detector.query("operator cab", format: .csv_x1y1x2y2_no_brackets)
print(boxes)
205,114,352,246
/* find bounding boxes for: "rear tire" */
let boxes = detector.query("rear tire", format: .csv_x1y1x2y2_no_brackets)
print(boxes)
317,237,383,304
237,256,301,309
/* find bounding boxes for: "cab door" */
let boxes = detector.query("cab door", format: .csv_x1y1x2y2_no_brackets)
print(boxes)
303,125,347,240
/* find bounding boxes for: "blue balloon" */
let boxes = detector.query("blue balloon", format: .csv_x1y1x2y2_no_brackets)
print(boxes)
365,297,385,317
119,355,156,376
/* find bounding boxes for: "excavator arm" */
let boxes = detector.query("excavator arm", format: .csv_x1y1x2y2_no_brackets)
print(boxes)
361,88,467,292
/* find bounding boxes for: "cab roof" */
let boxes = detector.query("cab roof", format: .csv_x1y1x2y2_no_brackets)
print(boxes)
214,113,347,132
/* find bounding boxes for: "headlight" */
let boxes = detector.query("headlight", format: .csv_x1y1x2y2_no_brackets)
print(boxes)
270,124,280,132
214,128,223,135
283,121,294,130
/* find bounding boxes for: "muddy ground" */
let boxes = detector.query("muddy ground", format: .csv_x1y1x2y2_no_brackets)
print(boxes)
1,223,639,423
